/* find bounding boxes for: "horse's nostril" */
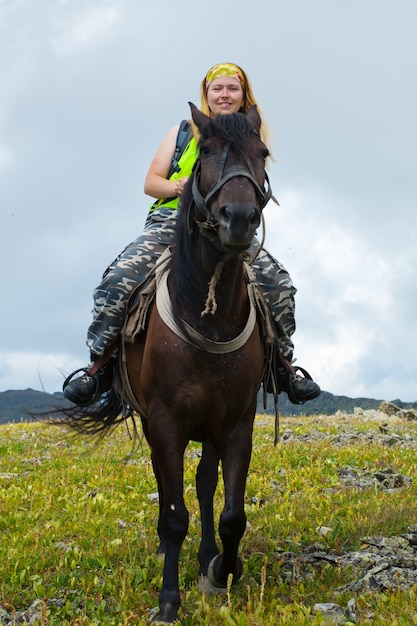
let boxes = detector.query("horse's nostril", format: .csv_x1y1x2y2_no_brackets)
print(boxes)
218,205,232,221
219,205,258,227
250,207,259,223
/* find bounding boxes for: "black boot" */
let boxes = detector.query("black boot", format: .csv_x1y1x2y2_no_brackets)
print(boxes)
277,359,321,405
63,357,115,407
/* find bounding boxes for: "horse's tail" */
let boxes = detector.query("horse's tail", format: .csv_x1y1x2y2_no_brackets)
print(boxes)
58,388,125,437
22,386,124,437
28,388,129,440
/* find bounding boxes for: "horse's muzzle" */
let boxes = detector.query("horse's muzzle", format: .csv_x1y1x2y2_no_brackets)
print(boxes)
217,202,260,250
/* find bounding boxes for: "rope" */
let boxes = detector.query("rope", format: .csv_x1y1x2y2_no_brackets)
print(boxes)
201,255,230,317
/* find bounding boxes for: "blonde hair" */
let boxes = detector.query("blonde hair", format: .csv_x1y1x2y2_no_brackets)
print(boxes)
196,63,273,156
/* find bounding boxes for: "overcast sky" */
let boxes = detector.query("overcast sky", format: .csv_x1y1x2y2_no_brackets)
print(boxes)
1,0,416,402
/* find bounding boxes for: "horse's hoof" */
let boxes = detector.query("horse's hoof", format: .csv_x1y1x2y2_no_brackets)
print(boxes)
198,574,227,595
148,603,179,624
207,554,243,589
156,541,166,557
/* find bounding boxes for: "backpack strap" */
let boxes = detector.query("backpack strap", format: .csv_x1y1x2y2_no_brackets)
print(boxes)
148,120,194,213
167,119,193,179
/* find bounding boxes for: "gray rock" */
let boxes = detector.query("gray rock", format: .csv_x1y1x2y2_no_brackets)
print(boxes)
378,401,401,416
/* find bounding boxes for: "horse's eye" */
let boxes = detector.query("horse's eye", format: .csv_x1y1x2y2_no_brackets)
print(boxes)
261,149,269,161
200,145,211,158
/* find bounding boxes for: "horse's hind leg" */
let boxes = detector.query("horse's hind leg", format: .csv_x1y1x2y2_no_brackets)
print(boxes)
208,427,252,589
196,441,220,575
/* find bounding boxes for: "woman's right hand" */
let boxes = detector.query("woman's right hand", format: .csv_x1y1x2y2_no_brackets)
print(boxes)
173,177,189,197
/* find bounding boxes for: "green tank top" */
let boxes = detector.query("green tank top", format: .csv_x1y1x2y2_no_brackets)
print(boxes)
149,134,199,212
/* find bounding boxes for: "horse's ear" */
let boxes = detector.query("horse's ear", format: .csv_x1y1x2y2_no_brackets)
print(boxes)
189,102,210,132
246,105,261,134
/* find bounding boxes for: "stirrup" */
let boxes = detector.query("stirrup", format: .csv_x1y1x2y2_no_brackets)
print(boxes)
62,367,100,406
287,365,312,404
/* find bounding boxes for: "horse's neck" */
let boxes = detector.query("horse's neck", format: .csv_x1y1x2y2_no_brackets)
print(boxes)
195,245,249,338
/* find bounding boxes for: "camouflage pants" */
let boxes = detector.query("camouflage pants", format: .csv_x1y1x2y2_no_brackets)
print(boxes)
87,208,296,360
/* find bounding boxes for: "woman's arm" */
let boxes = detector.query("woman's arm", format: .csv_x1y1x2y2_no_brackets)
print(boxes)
144,124,189,199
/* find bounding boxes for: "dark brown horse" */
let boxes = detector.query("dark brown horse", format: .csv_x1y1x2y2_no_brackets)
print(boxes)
66,103,276,624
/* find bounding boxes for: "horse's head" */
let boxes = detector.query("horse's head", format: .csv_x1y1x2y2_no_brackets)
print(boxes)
189,102,273,252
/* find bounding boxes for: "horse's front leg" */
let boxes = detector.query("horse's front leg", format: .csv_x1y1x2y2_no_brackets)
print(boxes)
208,424,253,589
196,440,220,575
150,451,166,556
148,430,189,624
142,418,166,556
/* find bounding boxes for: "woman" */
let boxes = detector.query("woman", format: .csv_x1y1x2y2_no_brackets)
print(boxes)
63,62,320,406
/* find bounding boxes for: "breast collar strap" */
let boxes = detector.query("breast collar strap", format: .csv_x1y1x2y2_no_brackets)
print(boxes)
191,143,273,224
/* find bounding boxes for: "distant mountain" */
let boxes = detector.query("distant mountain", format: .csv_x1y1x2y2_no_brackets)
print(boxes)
0,389,69,424
1,388,416,424
258,389,417,416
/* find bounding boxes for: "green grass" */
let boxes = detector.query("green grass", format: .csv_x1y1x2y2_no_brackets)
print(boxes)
1,412,417,624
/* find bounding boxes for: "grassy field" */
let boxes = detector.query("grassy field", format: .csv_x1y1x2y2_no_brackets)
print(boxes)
1,411,417,625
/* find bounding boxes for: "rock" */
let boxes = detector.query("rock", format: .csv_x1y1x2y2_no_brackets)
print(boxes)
0,607,11,623
275,524,417,600
0,473,19,480
375,402,417,422
402,525,417,546
316,525,333,537
14,599,44,625
379,401,401,416
346,598,358,622
403,408,417,421
312,601,354,624
338,466,411,491
337,525,417,593
373,469,412,490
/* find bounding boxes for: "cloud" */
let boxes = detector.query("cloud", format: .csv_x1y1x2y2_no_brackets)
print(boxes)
1,0,416,404
0,350,76,394
263,185,416,401
50,3,121,55
0,143,13,168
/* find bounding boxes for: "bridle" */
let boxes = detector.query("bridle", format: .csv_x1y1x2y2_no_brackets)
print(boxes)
191,142,274,226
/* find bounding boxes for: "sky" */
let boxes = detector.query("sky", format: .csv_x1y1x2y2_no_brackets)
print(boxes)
1,0,416,402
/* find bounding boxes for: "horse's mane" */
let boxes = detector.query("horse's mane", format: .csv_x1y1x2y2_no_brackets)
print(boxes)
197,111,259,150
169,112,256,323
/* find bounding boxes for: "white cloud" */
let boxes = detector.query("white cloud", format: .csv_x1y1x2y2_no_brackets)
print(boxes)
263,186,415,400
0,143,13,168
50,5,121,54
0,351,79,393
1,0,416,404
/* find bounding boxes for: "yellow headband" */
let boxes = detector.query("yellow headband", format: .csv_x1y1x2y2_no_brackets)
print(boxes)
205,63,244,90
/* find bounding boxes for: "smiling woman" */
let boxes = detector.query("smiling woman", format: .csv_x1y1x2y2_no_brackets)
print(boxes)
205,76,245,117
